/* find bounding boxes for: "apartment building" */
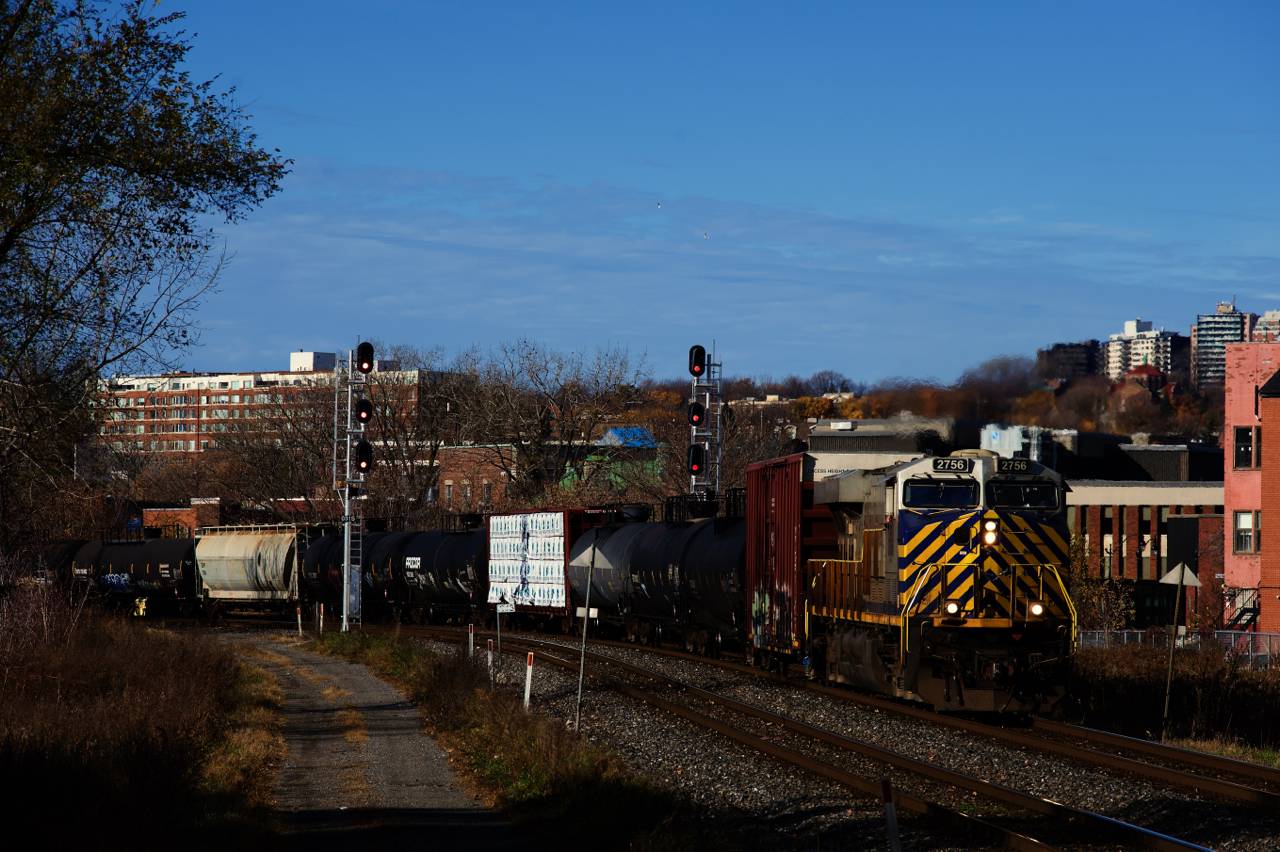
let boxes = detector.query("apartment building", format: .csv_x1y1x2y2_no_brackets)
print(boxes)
1098,318,1188,381
96,351,417,454
1193,302,1258,388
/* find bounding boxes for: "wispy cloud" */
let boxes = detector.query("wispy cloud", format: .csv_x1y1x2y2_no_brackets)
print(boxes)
199,160,1280,381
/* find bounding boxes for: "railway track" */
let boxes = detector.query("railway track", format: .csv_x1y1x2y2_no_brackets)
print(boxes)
556,629,1280,805
409,625,1234,852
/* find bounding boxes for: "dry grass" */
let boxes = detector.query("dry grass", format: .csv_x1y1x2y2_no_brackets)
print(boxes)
1164,735,1280,769
237,644,294,667
335,704,369,743
323,684,353,701
237,644,330,684
199,655,288,842
311,632,725,852
338,762,370,800
0,577,281,850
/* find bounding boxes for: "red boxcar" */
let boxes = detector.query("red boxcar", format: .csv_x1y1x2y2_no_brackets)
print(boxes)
745,454,838,666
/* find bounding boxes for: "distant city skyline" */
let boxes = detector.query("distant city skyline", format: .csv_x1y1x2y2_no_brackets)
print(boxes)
170,1,1278,383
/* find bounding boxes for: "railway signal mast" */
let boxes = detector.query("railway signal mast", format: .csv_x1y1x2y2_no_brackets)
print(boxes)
333,340,375,632
688,344,723,499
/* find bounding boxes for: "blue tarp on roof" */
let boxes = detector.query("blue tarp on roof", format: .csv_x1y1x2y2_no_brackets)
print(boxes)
598,427,658,448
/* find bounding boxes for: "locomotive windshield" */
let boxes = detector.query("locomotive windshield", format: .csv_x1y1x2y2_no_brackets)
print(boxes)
902,479,979,509
986,481,1059,510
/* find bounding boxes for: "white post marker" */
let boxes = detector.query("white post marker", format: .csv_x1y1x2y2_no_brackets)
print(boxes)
487,639,494,686
319,605,324,634
881,776,901,852
297,605,303,637
523,652,535,711
468,623,475,657
1160,562,1200,737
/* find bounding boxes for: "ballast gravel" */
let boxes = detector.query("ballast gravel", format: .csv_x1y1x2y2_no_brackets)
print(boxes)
440,634,1280,852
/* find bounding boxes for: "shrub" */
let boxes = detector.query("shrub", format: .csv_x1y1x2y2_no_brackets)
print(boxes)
1068,643,1280,747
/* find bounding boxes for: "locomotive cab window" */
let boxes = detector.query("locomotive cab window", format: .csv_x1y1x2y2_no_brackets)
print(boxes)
985,481,1058,511
902,479,979,509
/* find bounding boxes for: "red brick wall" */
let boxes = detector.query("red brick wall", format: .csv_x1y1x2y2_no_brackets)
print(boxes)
1261,394,1280,632
1185,516,1226,630
1124,505,1141,579
142,499,223,535
1087,506,1102,575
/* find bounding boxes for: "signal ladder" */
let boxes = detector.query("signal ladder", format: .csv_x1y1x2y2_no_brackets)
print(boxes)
332,343,371,631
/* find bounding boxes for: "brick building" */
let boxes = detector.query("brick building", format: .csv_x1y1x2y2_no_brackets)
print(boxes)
96,351,428,456
431,444,516,511
1065,481,1224,627
1256,371,1280,633
1220,343,1280,630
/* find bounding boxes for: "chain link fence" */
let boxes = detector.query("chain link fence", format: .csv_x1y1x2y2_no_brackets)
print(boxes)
1078,629,1280,668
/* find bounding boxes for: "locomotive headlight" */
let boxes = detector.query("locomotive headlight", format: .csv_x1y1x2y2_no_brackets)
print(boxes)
982,520,999,546
1029,601,1045,617
944,600,961,616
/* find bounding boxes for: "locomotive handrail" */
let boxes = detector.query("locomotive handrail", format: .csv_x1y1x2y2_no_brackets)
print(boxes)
899,562,941,659
1042,562,1079,647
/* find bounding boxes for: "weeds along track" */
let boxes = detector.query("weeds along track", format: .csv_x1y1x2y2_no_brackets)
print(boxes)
405,626,1246,852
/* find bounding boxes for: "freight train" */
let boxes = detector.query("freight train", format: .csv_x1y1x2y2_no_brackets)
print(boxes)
39,449,1076,713
746,450,1077,712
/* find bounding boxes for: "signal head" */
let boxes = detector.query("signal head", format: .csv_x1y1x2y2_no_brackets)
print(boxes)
355,399,374,425
687,444,704,474
356,342,375,374
354,439,373,473
688,401,705,426
688,345,706,377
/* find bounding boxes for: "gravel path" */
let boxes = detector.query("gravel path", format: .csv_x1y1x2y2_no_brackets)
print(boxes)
235,635,532,852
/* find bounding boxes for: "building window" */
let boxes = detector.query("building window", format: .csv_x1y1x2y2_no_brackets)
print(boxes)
1235,427,1254,468
445,482,453,509
1234,511,1256,553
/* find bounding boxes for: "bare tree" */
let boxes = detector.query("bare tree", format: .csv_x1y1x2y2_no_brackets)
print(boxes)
360,343,471,526
458,339,648,503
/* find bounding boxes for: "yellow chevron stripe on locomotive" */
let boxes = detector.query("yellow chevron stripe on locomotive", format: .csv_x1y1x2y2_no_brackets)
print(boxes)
897,509,1072,624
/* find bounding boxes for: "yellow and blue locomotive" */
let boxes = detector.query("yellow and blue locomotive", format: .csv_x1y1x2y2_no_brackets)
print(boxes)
747,449,1076,713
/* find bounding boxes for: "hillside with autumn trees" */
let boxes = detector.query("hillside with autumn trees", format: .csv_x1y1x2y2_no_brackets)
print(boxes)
646,354,1223,444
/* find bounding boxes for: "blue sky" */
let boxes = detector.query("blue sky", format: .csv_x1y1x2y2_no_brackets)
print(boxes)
174,1,1279,383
